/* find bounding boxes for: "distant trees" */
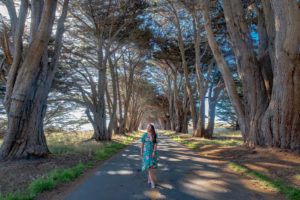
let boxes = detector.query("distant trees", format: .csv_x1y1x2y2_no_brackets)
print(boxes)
148,0,227,137
56,0,152,141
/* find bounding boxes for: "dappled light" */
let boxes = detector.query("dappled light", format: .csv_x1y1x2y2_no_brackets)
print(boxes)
0,0,299,199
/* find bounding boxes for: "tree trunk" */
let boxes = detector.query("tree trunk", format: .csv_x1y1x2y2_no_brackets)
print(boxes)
262,0,300,150
91,111,110,141
194,98,205,137
205,101,216,139
93,43,109,141
222,0,269,146
108,58,117,137
181,86,189,133
1,0,69,159
167,76,176,131
119,64,135,134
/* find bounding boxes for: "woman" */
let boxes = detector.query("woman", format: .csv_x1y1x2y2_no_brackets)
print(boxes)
141,124,158,189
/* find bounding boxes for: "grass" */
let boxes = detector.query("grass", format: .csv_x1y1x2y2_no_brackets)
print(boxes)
0,162,86,200
0,131,142,200
162,129,243,150
47,131,142,158
227,162,300,200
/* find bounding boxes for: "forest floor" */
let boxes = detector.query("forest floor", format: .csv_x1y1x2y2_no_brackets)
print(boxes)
163,128,300,199
0,131,142,199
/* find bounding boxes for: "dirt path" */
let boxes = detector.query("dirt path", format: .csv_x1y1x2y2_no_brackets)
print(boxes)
64,134,284,200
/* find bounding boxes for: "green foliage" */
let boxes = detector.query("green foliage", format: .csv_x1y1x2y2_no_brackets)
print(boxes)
28,178,56,195
0,162,86,200
227,162,300,200
87,162,95,167
227,162,249,173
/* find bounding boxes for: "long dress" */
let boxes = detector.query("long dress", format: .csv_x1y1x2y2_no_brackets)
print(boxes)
141,132,158,171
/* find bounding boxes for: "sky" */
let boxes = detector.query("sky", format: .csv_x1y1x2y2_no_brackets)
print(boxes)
0,5,8,17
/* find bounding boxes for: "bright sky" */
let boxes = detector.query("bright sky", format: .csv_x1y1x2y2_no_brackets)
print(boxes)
0,5,8,17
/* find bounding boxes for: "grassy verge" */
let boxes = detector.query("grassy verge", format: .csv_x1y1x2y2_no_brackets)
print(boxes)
0,132,142,200
162,131,243,149
0,162,86,200
227,162,300,200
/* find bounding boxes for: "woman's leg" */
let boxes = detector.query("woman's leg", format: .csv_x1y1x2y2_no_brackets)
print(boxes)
148,166,155,186
148,172,151,183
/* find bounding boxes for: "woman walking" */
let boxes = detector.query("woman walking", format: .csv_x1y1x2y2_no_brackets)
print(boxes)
140,124,158,189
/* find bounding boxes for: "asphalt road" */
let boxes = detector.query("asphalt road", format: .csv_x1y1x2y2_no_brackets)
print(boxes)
65,133,282,200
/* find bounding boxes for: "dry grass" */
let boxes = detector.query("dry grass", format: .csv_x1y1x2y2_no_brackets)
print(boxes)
164,127,243,150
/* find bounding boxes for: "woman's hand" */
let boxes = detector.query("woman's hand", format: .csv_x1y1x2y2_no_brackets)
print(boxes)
152,152,155,158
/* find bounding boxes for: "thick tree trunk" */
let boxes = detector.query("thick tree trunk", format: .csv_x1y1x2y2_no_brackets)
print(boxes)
262,0,300,150
222,0,269,146
91,112,110,141
1,0,69,159
205,75,224,138
194,98,205,137
93,72,108,141
181,86,189,133
93,43,109,141
202,0,299,149
205,101,216,139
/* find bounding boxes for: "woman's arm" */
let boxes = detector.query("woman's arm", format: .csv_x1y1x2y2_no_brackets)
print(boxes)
141,143,144,158
152,143,157,157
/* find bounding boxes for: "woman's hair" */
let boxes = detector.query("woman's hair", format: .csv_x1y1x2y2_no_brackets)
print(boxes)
149,124,157,144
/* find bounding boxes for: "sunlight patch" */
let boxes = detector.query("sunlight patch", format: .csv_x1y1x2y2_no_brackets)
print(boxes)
107,170,134,175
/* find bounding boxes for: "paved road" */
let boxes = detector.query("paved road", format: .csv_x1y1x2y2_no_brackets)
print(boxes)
66,134,282,200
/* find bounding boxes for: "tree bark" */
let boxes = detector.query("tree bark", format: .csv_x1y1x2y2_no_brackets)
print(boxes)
205,77,224,138
167,75,176,131
262,0,300,150
107,57,118,137
222,0,269,146
93,44,109,141
1,0,69,159
205,101,216,139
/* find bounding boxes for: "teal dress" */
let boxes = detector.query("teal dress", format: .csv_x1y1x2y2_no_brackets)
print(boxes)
141,132,158,171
